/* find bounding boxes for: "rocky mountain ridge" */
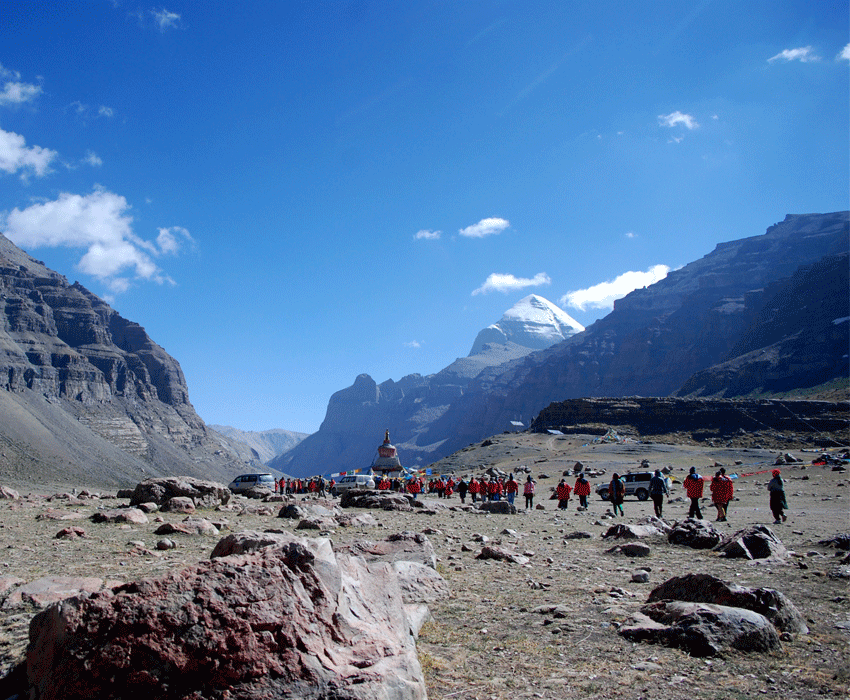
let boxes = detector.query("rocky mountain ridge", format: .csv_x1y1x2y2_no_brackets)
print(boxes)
270,294,585,477
0,233,252,487
278,212,849,477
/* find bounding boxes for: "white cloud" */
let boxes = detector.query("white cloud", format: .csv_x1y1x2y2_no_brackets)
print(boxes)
156,226,194,255
658,111,699,130
404,340,422,348
561,264,670,311
838,44,850,61
768,46,821,63
98,105,115,118
83,150,103,167
472,272,550,296
414,229,441,240
0,80,43,107
1,188,190,293
459,217,510,238
0,63,42,107
0,126,57,178
152,8,180,31
625,231,636,239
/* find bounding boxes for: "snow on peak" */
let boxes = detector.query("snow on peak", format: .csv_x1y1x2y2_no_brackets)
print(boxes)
468,294,585,356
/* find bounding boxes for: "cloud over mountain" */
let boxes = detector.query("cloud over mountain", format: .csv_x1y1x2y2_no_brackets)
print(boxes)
472,272,550,296
561,264,670,311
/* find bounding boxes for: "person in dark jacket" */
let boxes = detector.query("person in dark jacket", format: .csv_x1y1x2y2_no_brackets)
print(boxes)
767,469,788,523
648,470,669,518
609,473,625,516
457,477,469,504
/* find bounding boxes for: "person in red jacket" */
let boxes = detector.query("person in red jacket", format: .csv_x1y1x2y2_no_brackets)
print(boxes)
469,477,480,503
683,467,705,519
407,477,421,499
487,477,497,501
573,474,591,509
710,468,733,521
505,475,519,505
523,475,536,509
556,479,572,510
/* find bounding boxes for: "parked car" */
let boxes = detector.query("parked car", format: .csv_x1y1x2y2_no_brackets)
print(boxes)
332,474,376,495
595,472,671,501
228,473,276,493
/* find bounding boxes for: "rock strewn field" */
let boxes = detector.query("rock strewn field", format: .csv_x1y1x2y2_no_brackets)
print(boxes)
0,432,848,699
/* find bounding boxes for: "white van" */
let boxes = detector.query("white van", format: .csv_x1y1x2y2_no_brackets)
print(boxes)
332,474,375,495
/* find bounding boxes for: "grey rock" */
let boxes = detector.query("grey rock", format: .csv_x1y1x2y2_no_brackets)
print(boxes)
715,525,786,560
90,508,148,525
278,502,340,520
607,542,651,558
160,496,195,514
668,518,722,549
338,532,438,570
340,490,414,511
620,600,782,656
477,501,517,515
210,530,301,559
476,546,529,565
129,477,230,509
602,524,661,540
647,573,808,634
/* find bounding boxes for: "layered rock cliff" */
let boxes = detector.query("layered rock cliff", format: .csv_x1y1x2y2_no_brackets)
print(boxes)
279,212,849,477
417,212,849,456
0,233,252,487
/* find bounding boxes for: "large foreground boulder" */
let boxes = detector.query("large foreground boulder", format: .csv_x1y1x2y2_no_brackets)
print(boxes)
26,534,429,700
620,600,782,657
129,477,230,509
646,573,808,634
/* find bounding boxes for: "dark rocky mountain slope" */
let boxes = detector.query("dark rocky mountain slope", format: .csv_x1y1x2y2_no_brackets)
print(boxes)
279,212,848,477
0,234,253,487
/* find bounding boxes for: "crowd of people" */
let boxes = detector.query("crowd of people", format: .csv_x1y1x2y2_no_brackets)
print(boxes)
273,464,790,523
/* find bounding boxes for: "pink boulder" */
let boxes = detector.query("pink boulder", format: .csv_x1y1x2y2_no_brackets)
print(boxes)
26,535,428,699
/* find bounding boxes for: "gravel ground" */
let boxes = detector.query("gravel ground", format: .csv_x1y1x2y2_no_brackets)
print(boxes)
0,433,848,699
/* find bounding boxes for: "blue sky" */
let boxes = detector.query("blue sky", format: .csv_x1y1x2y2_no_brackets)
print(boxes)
1,1,847,434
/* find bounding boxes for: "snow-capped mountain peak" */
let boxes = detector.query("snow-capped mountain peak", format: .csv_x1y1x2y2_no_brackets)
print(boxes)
468,294,585,356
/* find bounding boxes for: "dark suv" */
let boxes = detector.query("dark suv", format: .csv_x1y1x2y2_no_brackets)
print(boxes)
595,472,671,501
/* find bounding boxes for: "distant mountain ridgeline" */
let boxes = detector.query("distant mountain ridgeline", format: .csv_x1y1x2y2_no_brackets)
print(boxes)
277,212,849,478
208,425,308,464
